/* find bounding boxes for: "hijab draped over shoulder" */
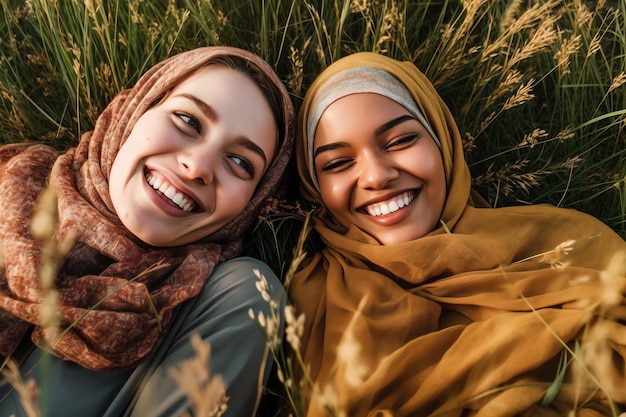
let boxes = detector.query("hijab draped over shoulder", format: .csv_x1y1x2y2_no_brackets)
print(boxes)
291,52,626,416
0,46,294,371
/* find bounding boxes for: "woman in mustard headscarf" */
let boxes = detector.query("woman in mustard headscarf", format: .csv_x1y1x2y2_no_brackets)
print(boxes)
290,52,626,416
0,46,294,417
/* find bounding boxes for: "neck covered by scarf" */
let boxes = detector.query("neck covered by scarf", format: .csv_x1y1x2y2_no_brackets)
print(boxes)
0,46,294,371
291,52,626,416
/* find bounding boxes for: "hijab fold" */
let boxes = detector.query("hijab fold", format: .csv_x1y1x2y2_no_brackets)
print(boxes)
0,46,294,371
291,52,626,416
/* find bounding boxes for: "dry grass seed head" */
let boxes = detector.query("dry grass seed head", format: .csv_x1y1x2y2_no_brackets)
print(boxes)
439,0,485,64
555,34,582,77
350,0,368,14
249,269,281,349
507,2,545,35
336,296,370,388
575,3,594,28
580,321,616,395
555,155,582,171
1,92,27,136
608,72,626,93
555,128,575,142
587,33,602,58
287,38,311,96
481,69,524,111
478,111,497,134
128,0,142,24
375,2,404,53
502,78,535,110
84,0,97,22
598,252,626,310
507,14,560,69
576,253,626,403
463,132,476,151
516,128,548,149
539,239,576,269
19,0,34,18
313,383,344,417
167,333,229,417
30,185,58,243
30,185,76,340
285,304,305,352
0,360,40,417
491,159,548,196
499,0,523,34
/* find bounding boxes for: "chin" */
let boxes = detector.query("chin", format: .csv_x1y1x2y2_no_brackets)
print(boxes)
374,229,428,245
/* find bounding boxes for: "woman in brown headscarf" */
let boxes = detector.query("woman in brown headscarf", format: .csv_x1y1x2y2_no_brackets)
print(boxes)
290,52,626,416
0,46,294,417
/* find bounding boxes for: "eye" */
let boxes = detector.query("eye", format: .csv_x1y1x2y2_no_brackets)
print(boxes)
174,112,201,134
320,158,354,173
385,133,421,151
227,155,255,179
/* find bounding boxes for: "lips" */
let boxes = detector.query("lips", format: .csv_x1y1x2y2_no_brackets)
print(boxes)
361,191,416,216
145,170,198,212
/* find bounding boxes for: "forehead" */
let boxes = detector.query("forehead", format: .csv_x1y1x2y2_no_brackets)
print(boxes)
172,65,275,123
172,65,247,92
315,93,413,142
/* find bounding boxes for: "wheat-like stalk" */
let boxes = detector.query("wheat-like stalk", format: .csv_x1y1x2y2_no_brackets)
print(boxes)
167,333,229,417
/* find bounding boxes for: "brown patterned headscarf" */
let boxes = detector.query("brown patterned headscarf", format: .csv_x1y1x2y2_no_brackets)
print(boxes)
0,46,294,371
291,52,626,416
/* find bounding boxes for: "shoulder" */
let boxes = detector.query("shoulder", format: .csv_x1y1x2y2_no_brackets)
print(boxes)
209,256,285,301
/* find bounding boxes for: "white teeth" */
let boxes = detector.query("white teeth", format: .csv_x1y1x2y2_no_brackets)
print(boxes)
172,193,183,205
147,175,163,190
163,186,176,200
364,191,415,217
145,172,196,212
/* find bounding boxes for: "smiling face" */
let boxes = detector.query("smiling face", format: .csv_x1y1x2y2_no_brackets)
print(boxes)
313,93,446,245
108,65,278,247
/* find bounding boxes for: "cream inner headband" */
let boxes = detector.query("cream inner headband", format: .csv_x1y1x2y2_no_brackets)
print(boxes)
307,66,441,190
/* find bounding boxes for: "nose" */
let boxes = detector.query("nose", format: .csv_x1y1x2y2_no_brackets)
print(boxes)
178,146,216,184
357,152,398,189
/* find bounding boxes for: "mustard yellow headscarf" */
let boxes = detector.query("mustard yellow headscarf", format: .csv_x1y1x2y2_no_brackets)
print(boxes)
290,52,626,416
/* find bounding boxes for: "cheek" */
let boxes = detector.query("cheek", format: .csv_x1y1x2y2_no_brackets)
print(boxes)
221,182,257,216
319,178,351,219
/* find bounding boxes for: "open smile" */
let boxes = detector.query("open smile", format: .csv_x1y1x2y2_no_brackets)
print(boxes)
145,170,198,212
360,191,417,216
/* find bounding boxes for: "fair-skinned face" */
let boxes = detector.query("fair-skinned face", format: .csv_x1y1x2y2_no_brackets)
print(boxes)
313,93,446,245
109,65,278,247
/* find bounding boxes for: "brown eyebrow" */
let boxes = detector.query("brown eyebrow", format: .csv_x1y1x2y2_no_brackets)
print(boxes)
239,139,268,168
173,93,218,122
375,114,416,136
314,142,349,159
172,93,269,169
